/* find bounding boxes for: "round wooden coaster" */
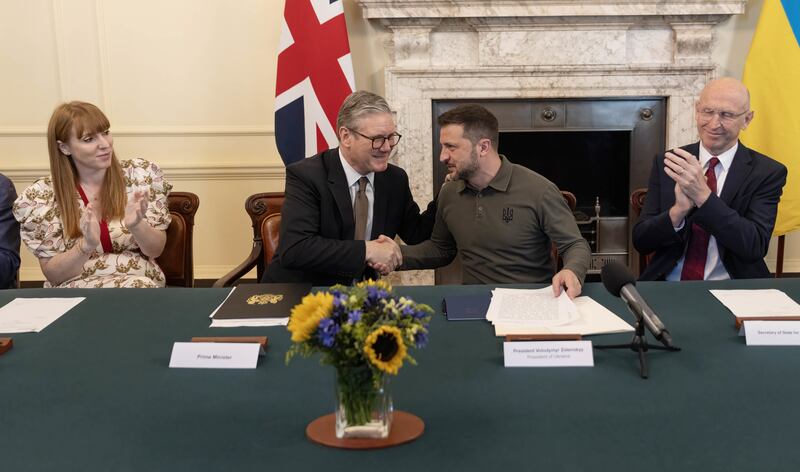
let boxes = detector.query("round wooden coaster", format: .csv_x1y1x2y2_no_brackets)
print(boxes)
306,411,424,449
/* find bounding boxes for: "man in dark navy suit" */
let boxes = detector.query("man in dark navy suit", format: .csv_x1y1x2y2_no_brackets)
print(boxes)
634,77,787,280
264,91,435,286
0,173,20,289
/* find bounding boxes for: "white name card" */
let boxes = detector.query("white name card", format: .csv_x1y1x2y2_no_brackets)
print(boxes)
504,341,594,367
744,321,800,346
169,342,260,369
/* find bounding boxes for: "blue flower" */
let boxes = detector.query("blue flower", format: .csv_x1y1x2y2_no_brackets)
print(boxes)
331,293,349,318
317,318,340,348
365,286,388,308
347,309,362,324
414,330,429,348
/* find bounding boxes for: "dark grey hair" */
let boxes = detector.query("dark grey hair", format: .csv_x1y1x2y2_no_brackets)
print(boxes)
336,91,392,132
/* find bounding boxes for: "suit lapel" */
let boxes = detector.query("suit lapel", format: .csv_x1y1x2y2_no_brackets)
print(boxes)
371,171,388,239
719,142,753,206
324,149,356,238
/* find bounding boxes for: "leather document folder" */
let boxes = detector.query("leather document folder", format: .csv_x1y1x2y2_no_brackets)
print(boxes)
442,293,491,321
212,283,312,320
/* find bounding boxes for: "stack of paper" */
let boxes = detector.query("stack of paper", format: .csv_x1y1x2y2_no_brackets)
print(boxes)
486,287,633,337
710,289,800,320
487,287,579,327
0,298,85,333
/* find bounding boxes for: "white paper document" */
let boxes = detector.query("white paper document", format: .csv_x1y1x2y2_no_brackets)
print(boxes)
487,287,579,325
709,289,800,318
487,287,633,337
209,317,288,328
0,297,85,333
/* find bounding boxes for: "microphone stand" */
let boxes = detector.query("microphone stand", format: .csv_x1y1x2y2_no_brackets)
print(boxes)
594,309,680,379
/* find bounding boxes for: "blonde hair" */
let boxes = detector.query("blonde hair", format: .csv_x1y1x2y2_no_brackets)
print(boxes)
47,101,126,239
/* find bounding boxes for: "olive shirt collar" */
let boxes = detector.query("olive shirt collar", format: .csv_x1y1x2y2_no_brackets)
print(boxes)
455,155,513,193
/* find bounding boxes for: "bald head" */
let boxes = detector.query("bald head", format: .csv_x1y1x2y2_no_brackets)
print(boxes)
699,77,751,111
695,77,754,155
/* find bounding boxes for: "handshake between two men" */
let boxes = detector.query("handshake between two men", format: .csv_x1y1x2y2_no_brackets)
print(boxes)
363,233,584,300
365,235,402,275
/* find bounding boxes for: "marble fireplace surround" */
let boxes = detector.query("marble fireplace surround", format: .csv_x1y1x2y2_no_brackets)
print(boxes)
356,0,746,284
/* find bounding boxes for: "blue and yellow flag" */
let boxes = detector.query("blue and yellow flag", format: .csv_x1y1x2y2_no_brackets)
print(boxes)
742,0,800,236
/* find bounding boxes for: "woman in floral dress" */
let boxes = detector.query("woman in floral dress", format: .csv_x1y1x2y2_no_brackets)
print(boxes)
13,101,172,288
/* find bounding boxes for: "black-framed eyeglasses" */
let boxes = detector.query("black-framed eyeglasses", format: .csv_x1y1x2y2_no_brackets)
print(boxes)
348,129,402,149
696,107,749,124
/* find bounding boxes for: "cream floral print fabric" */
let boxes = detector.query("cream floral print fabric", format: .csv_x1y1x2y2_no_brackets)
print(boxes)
13,159,172,288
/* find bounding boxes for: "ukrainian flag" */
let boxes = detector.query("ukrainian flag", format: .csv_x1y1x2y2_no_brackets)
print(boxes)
742,0,800,236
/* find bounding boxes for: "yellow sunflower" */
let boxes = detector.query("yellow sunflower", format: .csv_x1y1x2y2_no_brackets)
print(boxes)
287,292,334,342
363,325,407,375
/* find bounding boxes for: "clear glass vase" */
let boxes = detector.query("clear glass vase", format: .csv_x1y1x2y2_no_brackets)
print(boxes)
334,366,392,439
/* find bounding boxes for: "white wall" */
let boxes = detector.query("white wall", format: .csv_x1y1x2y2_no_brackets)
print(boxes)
2,0,285,281
2,0,792,282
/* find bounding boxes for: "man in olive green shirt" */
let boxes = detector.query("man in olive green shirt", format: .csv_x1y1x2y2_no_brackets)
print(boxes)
376,104,590,297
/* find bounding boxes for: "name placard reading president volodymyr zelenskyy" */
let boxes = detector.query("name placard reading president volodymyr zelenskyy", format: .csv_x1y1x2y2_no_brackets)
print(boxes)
504,341,594,367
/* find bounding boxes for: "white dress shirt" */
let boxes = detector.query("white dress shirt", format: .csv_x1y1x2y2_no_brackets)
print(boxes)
667,142,738,281
339,150,375,240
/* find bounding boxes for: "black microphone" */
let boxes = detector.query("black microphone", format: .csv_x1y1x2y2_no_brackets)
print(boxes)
601,262,674,348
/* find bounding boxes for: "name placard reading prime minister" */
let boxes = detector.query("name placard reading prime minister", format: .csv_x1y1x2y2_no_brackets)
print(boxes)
503,341,594,367
169,342,260,369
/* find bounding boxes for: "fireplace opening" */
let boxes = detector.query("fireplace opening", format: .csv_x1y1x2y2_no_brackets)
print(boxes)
498,130,630,218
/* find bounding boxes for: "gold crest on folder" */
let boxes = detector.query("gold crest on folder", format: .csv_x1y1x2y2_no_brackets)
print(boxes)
247,294,284,305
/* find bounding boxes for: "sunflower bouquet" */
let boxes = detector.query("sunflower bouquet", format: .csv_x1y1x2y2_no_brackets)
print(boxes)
286,280,433,434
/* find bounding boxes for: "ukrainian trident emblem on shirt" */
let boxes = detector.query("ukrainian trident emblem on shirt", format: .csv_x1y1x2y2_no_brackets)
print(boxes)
502,207,513,223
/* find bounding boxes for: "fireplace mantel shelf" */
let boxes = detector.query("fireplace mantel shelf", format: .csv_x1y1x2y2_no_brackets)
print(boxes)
386,63,716,74
358,0,746,21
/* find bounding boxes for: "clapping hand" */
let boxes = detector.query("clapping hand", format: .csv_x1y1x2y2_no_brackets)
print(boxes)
79,202,102,250
124,190,148,230
664,148,712,208
664,148,710,225
366,235,402,275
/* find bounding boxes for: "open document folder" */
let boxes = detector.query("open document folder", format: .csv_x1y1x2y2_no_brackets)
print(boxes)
487,287,634,337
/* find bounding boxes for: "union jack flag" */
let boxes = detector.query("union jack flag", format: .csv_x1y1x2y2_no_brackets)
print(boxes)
275,0,355,166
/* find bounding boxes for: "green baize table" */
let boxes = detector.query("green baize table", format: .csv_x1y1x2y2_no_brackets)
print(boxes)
2,279,800,471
